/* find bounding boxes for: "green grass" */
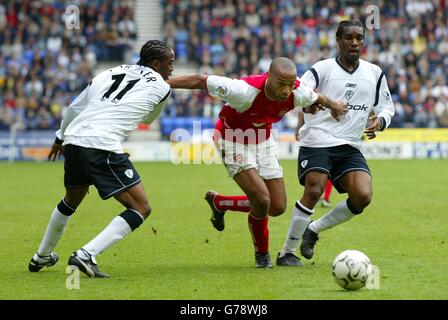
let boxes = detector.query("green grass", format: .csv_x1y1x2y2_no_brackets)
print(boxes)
0,160,447,300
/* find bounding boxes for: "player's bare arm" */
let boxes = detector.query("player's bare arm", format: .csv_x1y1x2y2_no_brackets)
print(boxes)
302,102,324,115
314,94,348,120
167,74,208,90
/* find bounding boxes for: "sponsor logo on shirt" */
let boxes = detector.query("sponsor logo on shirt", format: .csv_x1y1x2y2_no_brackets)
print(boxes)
347,103,368,111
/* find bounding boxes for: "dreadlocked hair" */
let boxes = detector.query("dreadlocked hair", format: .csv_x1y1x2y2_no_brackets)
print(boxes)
137,40,170,67
336,20,365,38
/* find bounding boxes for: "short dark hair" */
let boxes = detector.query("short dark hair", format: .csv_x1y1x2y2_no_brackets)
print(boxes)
336,20,365,38
137,40,171,67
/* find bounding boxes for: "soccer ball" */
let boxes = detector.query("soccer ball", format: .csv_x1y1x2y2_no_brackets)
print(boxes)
332,250,373,291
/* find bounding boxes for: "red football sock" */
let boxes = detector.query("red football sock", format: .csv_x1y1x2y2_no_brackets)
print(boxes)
214,194,251,212
248,214,269,254
323,180,333,201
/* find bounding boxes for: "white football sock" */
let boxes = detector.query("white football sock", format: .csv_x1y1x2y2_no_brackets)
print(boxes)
79,216,133,258
309,200,355,233
279,201,314,257
36,207,71,257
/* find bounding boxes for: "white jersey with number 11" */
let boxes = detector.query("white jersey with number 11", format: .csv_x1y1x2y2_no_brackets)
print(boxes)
56,64,171,153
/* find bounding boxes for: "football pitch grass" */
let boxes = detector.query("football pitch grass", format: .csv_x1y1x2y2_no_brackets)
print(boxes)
0,159,447,300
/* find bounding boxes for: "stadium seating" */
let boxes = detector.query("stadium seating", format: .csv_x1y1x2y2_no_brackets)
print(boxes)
160,116,216,138
161,0,448,133
0,0,136,131
2,1,448,136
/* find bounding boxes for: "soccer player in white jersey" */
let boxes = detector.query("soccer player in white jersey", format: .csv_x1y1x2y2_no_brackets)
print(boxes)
167,58,347,268
277,20,395,266
28,40,174,277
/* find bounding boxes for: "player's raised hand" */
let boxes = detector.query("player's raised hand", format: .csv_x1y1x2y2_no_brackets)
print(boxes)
48,143,64,161
364,114,382,139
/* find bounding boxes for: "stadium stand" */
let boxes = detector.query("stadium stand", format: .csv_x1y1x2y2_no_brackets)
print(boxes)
1,0,448,137
160,0,448,134
0,0,136,130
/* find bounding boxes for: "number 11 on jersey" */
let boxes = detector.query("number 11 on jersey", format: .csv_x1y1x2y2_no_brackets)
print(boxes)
101,73,140,103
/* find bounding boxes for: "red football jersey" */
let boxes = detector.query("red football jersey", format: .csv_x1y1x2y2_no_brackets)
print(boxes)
215,73,299,143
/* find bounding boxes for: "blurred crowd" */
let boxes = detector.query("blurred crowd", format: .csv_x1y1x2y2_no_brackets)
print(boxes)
162,0,448,129
1,0,448,133
0,0,136,130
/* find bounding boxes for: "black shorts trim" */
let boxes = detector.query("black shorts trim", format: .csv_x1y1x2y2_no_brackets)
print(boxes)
102,178,142,200
107,152,125,187
298,167,330,182
332,168,371,193
333,168,371,183
65,184,90,189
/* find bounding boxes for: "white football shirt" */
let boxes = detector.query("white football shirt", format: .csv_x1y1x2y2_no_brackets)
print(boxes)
56,64,170,153
299,58,395,150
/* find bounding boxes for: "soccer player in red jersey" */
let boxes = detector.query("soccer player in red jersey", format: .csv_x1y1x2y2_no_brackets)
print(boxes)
168,57,347,267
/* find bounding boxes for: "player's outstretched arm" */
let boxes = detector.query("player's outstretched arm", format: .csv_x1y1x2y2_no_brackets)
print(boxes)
314,94,348,121
167,74,208,90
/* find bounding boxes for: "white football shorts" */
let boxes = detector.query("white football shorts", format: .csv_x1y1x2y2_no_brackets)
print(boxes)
216,135,283,180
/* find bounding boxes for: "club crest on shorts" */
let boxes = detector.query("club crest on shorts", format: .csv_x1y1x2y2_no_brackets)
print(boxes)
301,160,308,168
125,169,134,179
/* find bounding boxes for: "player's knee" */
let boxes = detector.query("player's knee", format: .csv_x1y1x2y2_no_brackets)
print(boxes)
143,203,152,218
251,192,270,213
269,202,287,217
348,192,372,214
305,184,324,203
137,203,151,219
356,191,372,209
